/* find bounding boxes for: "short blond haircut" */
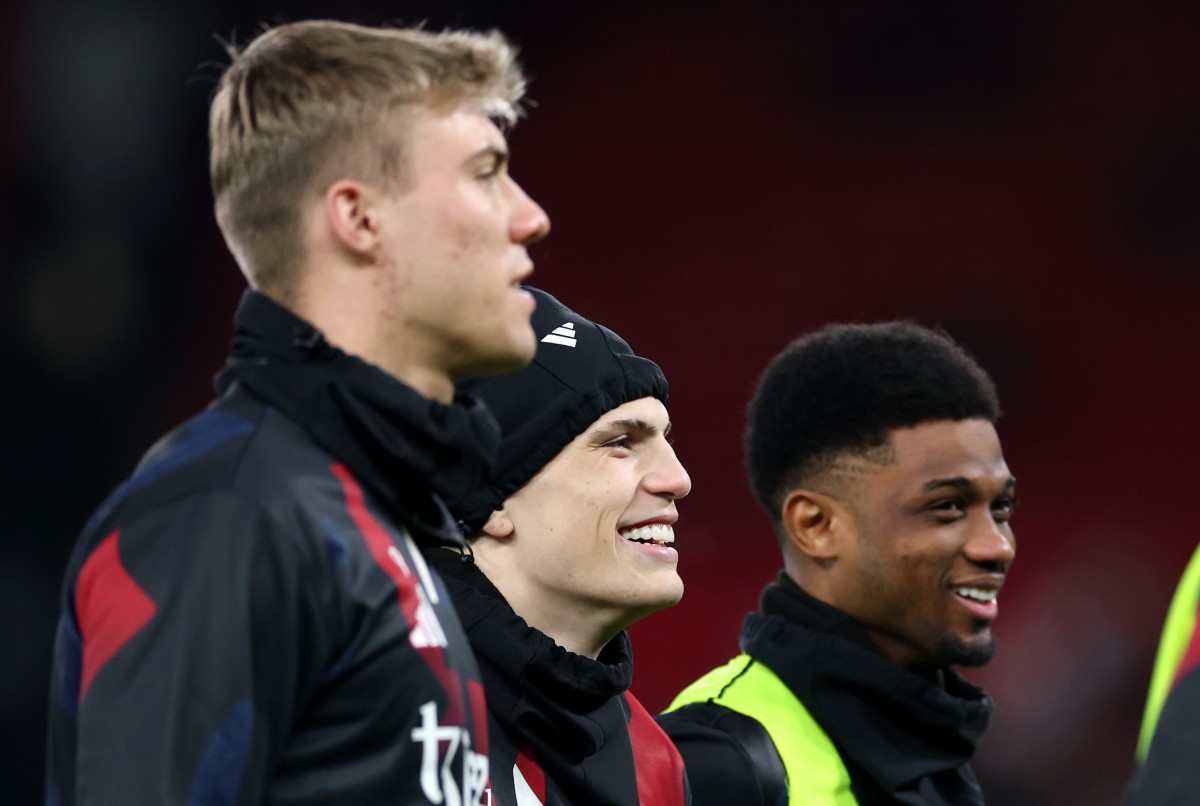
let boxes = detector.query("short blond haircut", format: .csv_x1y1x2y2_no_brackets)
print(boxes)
209,20,526,300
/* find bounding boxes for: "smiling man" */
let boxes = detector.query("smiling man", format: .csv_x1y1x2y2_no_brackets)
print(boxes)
659,321,1016,806
429,287,692,806
47,21,549,806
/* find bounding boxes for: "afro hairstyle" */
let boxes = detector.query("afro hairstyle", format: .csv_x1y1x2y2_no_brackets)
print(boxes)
744,320,1000,525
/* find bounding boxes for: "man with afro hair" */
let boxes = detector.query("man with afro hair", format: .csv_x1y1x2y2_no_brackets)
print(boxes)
659,321,1017,806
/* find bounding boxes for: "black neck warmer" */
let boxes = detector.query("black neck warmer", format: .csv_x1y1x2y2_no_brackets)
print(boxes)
743,573,993,806
214,290,500,546
426,549,633,758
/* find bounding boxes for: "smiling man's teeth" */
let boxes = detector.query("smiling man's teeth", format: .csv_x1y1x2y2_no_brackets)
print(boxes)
953,587,998,603
619,524,675,545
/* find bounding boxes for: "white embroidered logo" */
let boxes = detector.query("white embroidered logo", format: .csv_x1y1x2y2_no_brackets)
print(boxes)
412,700,490,805
540,322,577,348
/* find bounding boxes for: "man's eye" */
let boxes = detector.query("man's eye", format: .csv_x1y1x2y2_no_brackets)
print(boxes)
992,496,1017,521
928,499,965,516
601,436,632,451
477,159,506,180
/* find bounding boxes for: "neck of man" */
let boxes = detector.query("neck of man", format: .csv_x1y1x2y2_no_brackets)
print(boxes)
474,552,627,661
289,274,455,404
782,564,944,680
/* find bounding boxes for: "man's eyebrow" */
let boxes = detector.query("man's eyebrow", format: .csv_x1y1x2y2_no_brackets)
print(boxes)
596,418,668,437
469,143,509,167
921,475,1016,493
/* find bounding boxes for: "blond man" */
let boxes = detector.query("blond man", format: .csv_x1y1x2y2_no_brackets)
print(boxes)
47,20,548,805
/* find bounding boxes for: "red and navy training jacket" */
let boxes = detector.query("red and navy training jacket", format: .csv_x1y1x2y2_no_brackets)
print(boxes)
47,387,491,804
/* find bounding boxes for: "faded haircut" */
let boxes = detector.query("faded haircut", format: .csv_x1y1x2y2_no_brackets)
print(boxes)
209,20,526,301
744,321,1000,532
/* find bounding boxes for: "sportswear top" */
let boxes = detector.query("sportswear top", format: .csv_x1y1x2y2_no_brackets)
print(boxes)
1128,543,1200,803
47,290,500,805
658,573,992,806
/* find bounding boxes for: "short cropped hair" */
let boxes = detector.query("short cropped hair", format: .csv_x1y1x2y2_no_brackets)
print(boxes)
745,321,1000,524
209,20,526,301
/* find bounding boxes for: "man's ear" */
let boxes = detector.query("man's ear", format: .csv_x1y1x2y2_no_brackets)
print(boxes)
781,489,845,561
324,179,382,257
478,508,515,541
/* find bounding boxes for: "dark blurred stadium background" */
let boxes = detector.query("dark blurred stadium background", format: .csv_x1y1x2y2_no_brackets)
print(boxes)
5,1,1200,803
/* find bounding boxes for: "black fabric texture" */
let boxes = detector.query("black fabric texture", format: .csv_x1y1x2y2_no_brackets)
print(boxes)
215,290,499,546
449,286,668,534
743,573,993,806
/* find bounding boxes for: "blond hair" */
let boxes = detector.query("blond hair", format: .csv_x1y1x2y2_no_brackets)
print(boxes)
209,20,526,300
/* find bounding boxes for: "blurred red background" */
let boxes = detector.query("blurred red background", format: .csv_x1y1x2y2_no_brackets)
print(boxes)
6,1,1200,803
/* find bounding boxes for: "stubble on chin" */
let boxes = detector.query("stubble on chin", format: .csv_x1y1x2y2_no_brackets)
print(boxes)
938,628,998,668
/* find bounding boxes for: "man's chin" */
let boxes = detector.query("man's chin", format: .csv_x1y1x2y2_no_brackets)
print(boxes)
648,575,685,612
454,340,536,380
618,588,685,627
938,631,998,668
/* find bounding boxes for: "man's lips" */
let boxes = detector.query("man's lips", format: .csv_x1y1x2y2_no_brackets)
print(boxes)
950,575,1004,620
618,521,675,546
512,259,534,286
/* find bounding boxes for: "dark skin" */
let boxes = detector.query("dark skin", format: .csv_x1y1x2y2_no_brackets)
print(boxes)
781,418,1016,676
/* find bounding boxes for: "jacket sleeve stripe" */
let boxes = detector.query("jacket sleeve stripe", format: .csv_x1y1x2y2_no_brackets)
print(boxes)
75,529,158,702
328,462,466,726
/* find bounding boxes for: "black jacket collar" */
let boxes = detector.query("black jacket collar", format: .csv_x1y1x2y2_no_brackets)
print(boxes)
425,549,633,758
215,290,500,547
743,573,992,805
